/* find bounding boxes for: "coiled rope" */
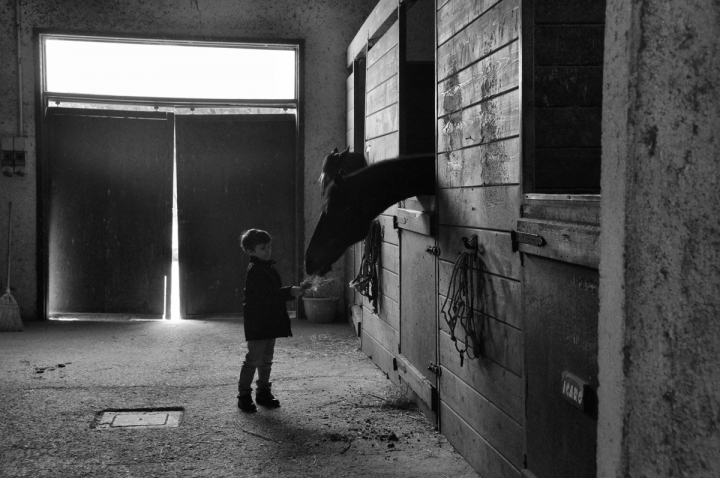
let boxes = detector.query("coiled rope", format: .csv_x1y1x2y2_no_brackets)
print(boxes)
349,220,381,313
440,235,482,366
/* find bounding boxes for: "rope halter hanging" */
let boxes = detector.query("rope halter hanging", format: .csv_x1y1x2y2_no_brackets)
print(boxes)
440,235,483,366
349,220,381,313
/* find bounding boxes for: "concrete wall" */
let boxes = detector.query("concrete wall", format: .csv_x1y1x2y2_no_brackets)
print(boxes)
599,0,720,476
0,0,377,319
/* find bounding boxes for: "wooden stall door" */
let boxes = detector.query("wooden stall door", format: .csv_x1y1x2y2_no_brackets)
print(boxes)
398,206,437,413
175,115,297,318
518,196,601,478
523,257,598,478
46,108,173,316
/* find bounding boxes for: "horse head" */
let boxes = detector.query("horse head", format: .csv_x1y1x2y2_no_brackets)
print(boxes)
318,146,367,192
305,153,436,276
306,173,373,276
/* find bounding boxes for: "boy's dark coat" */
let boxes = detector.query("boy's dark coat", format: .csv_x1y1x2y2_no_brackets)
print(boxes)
242,257,294,341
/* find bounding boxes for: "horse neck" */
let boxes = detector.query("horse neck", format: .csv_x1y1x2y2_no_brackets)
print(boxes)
349,155,434,214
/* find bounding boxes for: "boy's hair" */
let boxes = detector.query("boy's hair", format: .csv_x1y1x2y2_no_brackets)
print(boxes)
239,229,272,253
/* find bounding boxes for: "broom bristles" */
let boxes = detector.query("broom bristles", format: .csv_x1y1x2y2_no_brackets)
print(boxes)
0,291,23,332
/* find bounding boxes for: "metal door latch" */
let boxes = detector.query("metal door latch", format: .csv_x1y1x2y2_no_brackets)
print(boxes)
426,246,440,256
511,230,544,252
428,362,441,375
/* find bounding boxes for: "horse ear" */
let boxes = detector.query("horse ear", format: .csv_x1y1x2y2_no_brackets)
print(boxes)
331,147,339,154
340,146,350,157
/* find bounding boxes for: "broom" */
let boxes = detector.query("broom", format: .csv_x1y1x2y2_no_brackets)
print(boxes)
0,201,23,332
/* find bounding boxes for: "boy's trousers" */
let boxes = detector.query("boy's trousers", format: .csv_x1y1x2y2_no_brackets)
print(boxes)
238,338,276,397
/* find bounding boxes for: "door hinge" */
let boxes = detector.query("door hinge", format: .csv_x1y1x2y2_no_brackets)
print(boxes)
428,362,441,376
395,357,407,373
425,245,440,256
511,230,545,252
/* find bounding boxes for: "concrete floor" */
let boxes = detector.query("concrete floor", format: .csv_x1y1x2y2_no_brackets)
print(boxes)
0,316,479,477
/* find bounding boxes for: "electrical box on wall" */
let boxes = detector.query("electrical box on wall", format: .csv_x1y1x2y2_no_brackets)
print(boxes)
1,136,32,177
1,138,13,176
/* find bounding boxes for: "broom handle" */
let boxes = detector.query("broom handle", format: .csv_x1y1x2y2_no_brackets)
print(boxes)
6,201,11,293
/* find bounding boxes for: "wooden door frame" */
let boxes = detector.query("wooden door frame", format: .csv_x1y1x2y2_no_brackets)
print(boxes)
34,29,305,319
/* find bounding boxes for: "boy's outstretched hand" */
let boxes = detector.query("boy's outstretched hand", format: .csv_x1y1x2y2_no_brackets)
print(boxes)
290,286,306,297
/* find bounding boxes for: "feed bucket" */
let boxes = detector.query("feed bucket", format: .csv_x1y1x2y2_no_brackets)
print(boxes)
303,297,339,323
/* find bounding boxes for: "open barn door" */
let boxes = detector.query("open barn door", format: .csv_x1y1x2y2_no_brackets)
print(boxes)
175,114,297,318
46,108,173,316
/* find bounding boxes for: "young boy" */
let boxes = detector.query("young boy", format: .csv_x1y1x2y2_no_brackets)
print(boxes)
238,229,305,412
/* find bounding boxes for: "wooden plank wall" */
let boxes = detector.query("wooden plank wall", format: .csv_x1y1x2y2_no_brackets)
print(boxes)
360,215,401,385
532,0,605,193
366,21,401,163
353,18,403,386
347,0,400,68
345,0,399,334
436,0,524,477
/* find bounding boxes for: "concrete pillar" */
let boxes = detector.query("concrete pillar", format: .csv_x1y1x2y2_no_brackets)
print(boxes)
599,1,720,477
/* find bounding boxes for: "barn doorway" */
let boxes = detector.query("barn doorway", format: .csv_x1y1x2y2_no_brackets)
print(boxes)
39,34,301,320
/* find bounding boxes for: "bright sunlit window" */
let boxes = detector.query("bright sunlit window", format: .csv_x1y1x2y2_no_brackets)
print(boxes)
44,38,296,100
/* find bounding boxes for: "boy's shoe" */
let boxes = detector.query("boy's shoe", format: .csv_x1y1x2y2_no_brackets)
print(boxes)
256,391,280,407
238,394,257,412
